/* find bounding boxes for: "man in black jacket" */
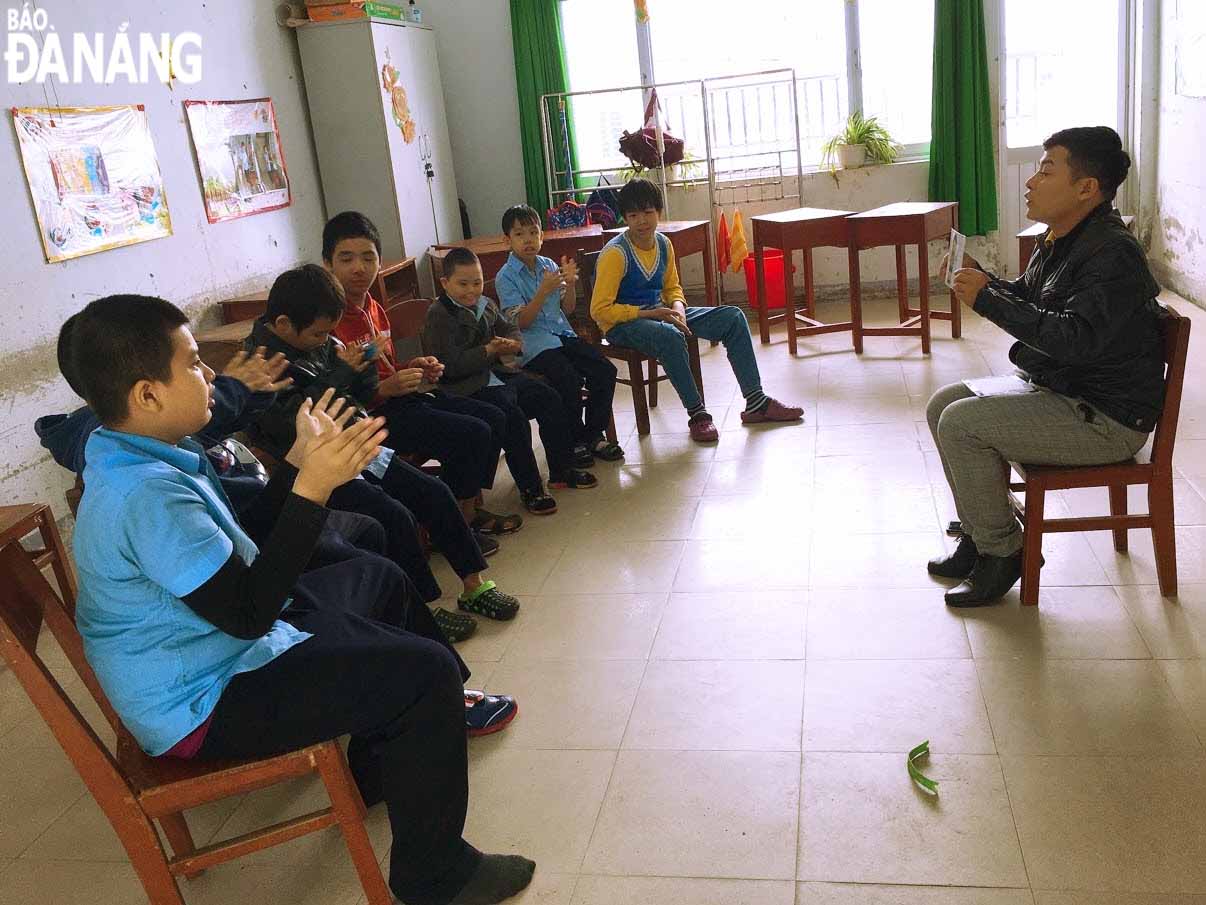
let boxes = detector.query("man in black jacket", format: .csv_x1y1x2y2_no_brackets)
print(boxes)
927,126,1164,606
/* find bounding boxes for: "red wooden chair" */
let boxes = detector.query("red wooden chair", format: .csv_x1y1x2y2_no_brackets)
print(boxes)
1009,308,1191,605
0,502,391,905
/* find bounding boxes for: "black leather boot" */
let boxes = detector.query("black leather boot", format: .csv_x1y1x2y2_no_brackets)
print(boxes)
944,552,1023,607
927,535,979,578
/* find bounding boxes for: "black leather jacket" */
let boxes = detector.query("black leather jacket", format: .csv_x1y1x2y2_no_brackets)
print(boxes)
974,203,1165,432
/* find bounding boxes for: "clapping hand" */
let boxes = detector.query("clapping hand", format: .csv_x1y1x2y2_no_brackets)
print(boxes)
222,347,293,393
335,341,371,372
290,389,387,504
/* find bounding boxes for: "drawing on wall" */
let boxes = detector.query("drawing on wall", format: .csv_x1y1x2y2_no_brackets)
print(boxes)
381,49,417,143
12,105,173,263
1176,0,1206,97
185,98,291,223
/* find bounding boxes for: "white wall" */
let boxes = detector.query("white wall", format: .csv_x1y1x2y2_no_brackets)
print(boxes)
1149,0,1206,308
0,1,327,515
419,0,527,237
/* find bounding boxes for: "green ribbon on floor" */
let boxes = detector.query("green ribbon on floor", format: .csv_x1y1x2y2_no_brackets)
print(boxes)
908,740,939,795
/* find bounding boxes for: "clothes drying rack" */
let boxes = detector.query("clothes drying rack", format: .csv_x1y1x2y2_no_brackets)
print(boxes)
540,68,805,304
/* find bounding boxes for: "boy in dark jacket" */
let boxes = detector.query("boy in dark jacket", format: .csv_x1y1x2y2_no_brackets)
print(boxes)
245,264,524,627
422,248,596,515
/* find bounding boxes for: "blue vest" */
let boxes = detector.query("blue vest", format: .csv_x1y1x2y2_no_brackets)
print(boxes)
609,232,670,309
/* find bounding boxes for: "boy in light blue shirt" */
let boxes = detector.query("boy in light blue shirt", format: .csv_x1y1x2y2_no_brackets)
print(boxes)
496,204,623,463
68,294,535,905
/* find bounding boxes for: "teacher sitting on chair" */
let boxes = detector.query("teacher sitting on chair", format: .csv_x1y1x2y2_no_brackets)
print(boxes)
926,126,1164,607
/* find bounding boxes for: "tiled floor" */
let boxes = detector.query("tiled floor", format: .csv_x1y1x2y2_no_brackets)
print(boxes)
4,293,1206,904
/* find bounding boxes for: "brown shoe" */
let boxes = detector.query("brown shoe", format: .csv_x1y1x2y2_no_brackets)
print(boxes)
688,412,719,443
741,398,804,424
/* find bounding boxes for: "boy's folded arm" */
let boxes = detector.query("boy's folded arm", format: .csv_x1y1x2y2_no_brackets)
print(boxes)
182,493,328,640
590,248,641,332
422,312,491,379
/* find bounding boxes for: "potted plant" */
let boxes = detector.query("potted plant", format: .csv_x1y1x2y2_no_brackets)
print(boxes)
820,111,900,176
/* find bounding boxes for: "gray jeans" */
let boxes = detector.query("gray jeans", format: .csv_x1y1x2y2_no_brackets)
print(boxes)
927,381,1149,556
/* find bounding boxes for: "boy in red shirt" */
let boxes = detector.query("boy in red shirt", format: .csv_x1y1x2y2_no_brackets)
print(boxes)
323,211,522,539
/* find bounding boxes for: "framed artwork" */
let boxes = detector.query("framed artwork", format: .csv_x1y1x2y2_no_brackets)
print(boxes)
12,105,173,263
184,98,292,223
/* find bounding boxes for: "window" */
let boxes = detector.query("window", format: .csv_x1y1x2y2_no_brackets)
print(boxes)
559,0,933,171
1003,0,1122,148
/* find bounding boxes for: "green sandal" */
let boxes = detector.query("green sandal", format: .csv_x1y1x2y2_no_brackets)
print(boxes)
471,508,524,536
458,580,521,621
433,607,478,642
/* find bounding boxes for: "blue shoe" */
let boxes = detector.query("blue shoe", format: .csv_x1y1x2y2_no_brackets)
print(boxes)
465,690,518,737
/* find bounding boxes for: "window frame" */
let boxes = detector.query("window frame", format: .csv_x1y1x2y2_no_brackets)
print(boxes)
562,0,933,170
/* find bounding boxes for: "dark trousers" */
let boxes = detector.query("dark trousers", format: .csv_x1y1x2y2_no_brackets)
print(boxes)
525,336,618,444
198,553,478,905
328,458,488,597
470,372,573,490
377,393,499,500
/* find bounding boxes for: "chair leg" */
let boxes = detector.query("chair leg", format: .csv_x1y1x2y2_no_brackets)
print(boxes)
114,809,187,904
159,813,204,880
1149,476,1179,597
628,360,651,436
315,744,393,905
1020,485,1045,606
1108,483,1129,552
648,358,659,408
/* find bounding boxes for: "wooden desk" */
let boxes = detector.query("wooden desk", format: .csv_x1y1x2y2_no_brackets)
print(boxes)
220,291,270,325
429,226,605,290
846,201,960,355
604,220,717,310
750,208,855,355
1017,214,1134,272
218,257,418,324
196,319,255,373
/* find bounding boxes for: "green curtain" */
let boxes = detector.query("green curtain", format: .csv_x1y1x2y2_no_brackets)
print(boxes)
510,0,579,213
929,0,998,235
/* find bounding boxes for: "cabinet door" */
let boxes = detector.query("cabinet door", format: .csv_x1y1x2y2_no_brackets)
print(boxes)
372,22,432,260
407,28,463,246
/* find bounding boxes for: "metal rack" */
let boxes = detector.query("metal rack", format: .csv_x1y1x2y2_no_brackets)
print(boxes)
540,68,805,303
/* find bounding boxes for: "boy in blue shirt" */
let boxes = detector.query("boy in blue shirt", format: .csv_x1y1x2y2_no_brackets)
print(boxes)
69,294,535,905
496,204,623,464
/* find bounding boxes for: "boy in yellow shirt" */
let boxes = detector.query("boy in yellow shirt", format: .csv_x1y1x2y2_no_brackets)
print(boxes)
590,179,802,442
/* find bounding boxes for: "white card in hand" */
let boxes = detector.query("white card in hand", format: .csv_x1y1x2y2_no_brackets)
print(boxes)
945,228,967,289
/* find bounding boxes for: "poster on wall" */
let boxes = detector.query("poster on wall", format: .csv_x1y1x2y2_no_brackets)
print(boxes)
12,105,173,263
184,98,291,223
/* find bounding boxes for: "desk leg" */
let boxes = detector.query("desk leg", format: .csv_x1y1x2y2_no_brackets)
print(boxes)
754,237,769,344
702,230,717,309
895,244,909,322
786,247,799,356
918,240,932,355
848,244,864,354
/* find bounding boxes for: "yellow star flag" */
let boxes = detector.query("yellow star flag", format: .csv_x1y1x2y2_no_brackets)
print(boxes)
729,209,750,273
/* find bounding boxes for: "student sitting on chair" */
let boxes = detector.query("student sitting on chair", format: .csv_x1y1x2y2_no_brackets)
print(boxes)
928,126,1164,607
589,178,803,443
496,203,624,465
322,210,524,539
245,264,524,629
422,247,598,515
68,294,536,905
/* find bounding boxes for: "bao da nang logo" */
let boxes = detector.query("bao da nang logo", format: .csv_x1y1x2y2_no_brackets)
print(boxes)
5,3,202,84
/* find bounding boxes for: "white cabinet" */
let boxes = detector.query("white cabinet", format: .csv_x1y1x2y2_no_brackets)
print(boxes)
297,18,461,295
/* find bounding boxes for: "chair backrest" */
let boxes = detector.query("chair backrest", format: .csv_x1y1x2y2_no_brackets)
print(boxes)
1150,306,1192,473
384,297,434,342
0,543,137,814
574,252,603,342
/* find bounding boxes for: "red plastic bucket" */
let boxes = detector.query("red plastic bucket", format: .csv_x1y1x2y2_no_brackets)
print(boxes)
743,249,793,309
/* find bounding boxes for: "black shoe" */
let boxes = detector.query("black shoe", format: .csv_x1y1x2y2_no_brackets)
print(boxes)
944,552,1023,608
548,468,598,490
473,530,500,558
927,535,979,578
520,485,558,515
589,436,625,462
571,444,596,468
